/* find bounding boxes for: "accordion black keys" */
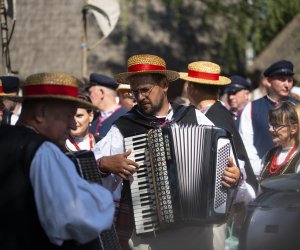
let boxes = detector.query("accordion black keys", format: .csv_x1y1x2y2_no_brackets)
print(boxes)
66,150,121,250
124,124,237,235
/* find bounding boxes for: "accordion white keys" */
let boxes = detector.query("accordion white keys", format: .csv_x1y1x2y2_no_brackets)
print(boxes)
124,124,237,235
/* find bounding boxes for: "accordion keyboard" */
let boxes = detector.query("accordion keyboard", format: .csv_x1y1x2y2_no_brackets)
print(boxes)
124,134,160,234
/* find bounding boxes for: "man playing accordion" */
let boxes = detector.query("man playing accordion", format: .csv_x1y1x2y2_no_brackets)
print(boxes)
93,54,240,250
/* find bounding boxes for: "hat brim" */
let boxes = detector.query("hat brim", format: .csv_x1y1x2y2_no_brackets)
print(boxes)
13,95,98,110
114,70,179,84
0,94,23,102
267,69,294,77
179,72,231,85
224,87,245,93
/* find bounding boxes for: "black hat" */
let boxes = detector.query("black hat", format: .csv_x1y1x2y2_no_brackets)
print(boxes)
263,60,294,77
224,75,251,93
0,76,19,93
85,73,118,91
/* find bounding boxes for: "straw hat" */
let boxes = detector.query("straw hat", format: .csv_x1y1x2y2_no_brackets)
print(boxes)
179,61,231,85
16,72,97,109
114,54,179,84
116,83,131,94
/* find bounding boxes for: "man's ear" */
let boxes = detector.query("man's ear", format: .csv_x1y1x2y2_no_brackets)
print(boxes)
161,78,169,92
34,103,47,123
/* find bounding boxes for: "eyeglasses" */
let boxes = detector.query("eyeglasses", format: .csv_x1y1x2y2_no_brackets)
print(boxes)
269,123,289,131
131,85,155,97
121,92,135,99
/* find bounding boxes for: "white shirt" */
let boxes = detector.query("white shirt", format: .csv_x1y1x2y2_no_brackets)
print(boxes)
65,134,95,152
239,101,262,177
10,105,22,125
30,141,115,245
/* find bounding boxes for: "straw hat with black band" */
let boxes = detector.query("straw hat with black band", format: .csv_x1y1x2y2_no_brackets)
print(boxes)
114,54,179,84
14,72,97,110
179,61,231,85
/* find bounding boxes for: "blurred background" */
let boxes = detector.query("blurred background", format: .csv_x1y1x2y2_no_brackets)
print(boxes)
1,0,300,93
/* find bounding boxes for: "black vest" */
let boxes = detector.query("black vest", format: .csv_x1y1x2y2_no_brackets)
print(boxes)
0,125,78,250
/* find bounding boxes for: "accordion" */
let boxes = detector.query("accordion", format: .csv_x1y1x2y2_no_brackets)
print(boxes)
67,150,121,250
124,124,237,235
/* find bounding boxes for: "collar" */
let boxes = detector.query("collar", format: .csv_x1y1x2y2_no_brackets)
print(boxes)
100,104,122,119
135,103,173,124
266,95,290,106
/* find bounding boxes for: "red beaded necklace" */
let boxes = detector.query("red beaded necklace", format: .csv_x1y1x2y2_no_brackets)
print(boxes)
68,133,94,151
269,145,298,174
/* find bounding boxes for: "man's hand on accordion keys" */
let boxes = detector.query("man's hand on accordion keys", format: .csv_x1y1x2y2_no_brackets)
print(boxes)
222,156,241,188
97,150,140,180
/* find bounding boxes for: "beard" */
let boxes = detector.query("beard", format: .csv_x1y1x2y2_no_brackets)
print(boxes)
139,96,164,116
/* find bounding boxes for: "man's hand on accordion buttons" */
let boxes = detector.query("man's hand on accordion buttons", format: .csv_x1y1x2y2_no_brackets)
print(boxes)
98,150,139,180
222,156,240,188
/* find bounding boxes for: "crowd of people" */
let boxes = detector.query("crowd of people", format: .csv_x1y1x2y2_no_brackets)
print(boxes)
0,55,299,250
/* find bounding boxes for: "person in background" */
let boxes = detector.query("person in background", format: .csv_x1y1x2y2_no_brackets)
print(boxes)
0,75,21,125
116,83,136,111
93,54,240,250
85,73,127,140
224,75,252,129
251,74,268,101
180,61,257,192
260,101,300,182
172,81,190,106
0,72,115,249
239,60,300,178
65,93,98,151
180,61,257,244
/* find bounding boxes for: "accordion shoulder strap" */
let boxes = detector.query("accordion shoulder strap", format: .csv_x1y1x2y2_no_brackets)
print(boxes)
170,103,197,125
114,104,198,138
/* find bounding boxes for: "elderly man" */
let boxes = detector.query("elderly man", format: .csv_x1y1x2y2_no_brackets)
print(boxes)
93,54,240,250
224,75,252,128
85,73,127,140
0,72,115,249
239,60,300,177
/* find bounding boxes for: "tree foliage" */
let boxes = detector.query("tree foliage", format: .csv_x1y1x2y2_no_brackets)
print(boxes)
206,0,300,73
117,0,300,75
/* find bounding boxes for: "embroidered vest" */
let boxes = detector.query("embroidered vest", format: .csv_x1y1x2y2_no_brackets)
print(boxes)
260,146,300,181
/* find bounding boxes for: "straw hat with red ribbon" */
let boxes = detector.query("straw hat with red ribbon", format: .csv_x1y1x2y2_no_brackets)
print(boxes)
16,72,96,109
114,54,179,84
179,61,231,85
